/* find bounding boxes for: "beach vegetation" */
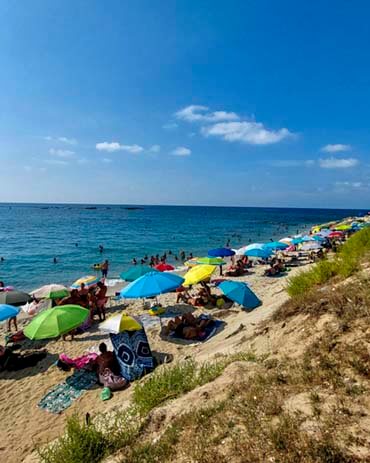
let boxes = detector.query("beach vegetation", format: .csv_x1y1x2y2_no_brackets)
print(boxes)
287,227,370,297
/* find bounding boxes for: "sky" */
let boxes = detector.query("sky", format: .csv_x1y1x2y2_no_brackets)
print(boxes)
1,0,370,208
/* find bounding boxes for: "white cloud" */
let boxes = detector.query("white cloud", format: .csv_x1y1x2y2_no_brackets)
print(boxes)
45,159,69,166
102,158,112,163
271,159,315,168
335,181,363,188
321,144,351,153
162,122,178,130
96,142,144,153
319,157,358,169
76,158,88,165
149,145,161,153
201,121,293,145
44,136,77,145
49,148,75,158
171,146,191,156
175,105,239,123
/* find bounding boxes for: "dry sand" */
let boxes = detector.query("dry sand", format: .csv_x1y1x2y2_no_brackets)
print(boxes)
0,262,312,463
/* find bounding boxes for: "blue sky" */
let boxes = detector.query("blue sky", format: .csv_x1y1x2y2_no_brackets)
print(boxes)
1,0,370,208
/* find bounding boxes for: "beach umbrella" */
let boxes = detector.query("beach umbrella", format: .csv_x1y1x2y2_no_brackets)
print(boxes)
0,290,32,307
328,231,344,239
0,304,21,322
183,265,216,287
98,312,142,334
301,235,316,242
279,237,293,245
196,257,226,265
24,305,89,340
208,247,235,257
218,281,261,309
335,224,351,231
245,247,272,259
120,266,157,282
300,242,322,251
184,257,200,267
71,275,100,289
31,284,70,300
120,271,184,299
263,241,288,251
313,235,326,241
155,263,175,272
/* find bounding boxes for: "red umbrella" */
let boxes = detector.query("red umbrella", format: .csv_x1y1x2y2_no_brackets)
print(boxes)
328,231,343,238
155,263,175,272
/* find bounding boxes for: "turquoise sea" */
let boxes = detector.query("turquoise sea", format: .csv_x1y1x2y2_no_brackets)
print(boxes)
0,203,365,291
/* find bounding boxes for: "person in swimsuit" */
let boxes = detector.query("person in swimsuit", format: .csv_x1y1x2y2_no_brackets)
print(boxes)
101,260,109,278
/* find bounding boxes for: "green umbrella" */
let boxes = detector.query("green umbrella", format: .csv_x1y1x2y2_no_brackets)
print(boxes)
196,257,226,265
120,265,158,282
24,305,89,340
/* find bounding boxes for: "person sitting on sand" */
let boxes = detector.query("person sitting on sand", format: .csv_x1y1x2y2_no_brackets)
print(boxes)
0,281,4,291
93,343,127,390
7,315,18,332
163,313,212,340
59,289,82,306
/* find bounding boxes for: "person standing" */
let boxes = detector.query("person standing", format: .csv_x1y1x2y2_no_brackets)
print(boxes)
101,260,109,279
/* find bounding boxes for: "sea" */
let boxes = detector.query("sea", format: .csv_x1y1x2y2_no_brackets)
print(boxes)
0,203,366,291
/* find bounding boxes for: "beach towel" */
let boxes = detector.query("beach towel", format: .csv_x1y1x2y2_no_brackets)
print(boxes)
59,352,98,370
38,370,97,414
160,317,224,345
110,328,154,381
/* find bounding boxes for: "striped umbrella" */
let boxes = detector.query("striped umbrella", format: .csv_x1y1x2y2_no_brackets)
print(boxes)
71,275,100,289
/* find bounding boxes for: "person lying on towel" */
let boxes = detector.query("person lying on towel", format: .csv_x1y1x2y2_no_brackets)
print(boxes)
163,313,213,340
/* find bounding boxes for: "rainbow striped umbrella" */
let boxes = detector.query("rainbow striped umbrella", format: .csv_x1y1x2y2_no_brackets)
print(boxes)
71,275,100,289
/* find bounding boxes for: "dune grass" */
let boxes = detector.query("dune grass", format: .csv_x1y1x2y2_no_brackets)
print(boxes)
132,351,257,415
287,227,370,297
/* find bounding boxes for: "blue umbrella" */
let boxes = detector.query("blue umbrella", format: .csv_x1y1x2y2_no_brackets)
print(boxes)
301,235,315,242
218,281,261,309
120,266,158,282
263,241,288,251
245,247,272,259
0,304,20,322
291,238,304,245
313,235,326,241
208,247,235,257
120,271,184,299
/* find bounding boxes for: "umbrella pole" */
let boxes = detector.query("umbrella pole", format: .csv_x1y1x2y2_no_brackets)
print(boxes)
219,265,223,276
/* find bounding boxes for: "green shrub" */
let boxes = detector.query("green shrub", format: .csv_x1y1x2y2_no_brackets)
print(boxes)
287,228,370,297
38,415,111,463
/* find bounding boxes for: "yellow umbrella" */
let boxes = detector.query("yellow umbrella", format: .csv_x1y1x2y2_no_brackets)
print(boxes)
335,224,351,231
183,265,216,287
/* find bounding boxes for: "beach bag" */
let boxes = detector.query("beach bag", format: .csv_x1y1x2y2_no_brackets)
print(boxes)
110,327,154,381
99,368,128,391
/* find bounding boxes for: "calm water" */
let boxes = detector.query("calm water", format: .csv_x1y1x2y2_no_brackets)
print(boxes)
0,203,365,291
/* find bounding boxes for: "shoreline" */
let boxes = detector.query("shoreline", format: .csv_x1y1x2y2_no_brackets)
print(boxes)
0,213,368,462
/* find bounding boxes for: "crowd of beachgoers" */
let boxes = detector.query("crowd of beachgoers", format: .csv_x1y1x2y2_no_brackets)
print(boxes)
0,213,369,462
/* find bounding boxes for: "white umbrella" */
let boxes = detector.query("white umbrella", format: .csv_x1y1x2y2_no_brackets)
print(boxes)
98,312,142,334
300,242,322,251
31,284,69,299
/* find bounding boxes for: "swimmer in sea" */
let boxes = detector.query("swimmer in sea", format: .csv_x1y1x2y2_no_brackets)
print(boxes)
99,245,104,253
53,257,57,263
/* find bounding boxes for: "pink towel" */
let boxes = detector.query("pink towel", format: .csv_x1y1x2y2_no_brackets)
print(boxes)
59,352,98,369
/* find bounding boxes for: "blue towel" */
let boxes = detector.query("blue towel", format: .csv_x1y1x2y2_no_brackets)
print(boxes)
110,328,154,381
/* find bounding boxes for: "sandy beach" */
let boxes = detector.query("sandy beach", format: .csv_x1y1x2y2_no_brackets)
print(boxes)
0,260,312,463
